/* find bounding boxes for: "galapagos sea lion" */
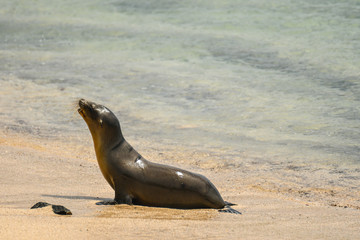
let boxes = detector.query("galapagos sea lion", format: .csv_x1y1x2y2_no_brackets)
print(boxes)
78,99,239,214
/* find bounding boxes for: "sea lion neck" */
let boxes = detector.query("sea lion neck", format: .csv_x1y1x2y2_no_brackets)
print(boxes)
92,127,124,154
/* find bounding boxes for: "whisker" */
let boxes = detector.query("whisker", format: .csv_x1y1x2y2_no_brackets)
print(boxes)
67,97,83,119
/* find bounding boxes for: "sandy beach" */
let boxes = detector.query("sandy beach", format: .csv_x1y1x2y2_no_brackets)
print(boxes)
0,129,359,240
1,0,360,239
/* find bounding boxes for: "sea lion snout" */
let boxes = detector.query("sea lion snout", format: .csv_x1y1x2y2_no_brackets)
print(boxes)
78,99,96,116
78,99,89,118
78,98,88,109
78,99,100,112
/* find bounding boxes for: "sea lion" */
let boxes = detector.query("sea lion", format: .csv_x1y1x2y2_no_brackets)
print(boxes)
78,99,240,214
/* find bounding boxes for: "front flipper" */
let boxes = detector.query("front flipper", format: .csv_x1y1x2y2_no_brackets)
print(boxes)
96,200,118,205
114,189,133,205
96,196,133,205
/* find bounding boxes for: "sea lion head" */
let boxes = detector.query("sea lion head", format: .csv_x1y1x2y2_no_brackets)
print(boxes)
78,99,123,150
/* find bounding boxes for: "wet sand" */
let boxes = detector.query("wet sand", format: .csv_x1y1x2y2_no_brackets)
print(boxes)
0,130,359,240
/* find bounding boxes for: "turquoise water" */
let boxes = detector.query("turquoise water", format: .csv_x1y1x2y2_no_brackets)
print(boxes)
1,0,360,201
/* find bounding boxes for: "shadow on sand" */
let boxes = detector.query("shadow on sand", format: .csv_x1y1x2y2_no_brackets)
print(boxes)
42,194,110,202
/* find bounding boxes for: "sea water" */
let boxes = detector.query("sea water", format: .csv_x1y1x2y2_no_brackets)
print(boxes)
1,0,359,205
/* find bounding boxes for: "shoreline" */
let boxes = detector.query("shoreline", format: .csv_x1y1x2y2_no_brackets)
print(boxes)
1,130,359,239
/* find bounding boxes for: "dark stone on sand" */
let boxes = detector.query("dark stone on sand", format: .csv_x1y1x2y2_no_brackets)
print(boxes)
31,202,72,215
52,205,72,215
31,202,50,209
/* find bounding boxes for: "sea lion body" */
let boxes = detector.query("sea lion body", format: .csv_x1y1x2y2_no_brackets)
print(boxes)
78,99,235,211
105,140,225,208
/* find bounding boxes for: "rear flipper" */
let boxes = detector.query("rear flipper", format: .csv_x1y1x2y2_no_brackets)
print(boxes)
224,201,237,206
218,203,241,214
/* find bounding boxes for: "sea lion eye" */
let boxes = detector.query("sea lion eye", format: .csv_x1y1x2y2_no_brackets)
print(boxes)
100,119,103,128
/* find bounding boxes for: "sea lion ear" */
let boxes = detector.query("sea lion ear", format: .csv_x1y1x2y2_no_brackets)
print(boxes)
100,119,103,128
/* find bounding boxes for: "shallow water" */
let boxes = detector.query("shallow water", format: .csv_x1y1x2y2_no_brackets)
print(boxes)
1,0,360,204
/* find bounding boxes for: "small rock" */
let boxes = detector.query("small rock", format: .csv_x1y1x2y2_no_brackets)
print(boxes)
31,202,50,209
52,205,72,215
31,202,72,215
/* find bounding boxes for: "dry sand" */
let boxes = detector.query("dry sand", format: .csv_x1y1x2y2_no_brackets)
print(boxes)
0,130,359,240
